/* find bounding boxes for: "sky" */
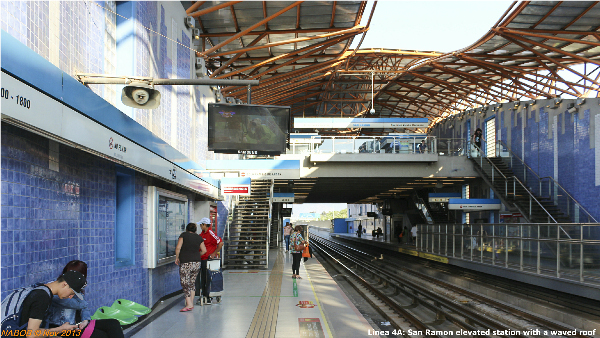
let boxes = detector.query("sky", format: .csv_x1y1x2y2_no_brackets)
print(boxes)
351,1,513,53
291,203,348,219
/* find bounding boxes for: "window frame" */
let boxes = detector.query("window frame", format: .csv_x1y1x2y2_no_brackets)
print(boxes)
146,186,189,268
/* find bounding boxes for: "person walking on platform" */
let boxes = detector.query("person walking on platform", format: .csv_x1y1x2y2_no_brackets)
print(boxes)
411,226,418,245
198,217,223,305
357,222,363,238
175,223,207,312
398,227,405,243
290,225,307,279
283,222,293,252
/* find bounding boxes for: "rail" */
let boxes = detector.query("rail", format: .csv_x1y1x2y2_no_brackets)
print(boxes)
496,140,597,223
286,136,467,156
473,149,557,223
412,193,433,224
311,230,591,337
265,180,274,268
222,194,239,268
417,223,600,283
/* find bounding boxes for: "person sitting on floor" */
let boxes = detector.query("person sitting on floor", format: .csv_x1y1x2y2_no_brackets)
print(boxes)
45,260,124,338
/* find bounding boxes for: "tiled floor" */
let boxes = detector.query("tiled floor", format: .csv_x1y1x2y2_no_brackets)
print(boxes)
129,248,373,338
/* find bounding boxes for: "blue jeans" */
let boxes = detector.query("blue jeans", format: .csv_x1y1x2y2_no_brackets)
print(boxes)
284,235,291,251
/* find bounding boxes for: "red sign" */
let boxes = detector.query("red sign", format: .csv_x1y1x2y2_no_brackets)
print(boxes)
223,186,249,194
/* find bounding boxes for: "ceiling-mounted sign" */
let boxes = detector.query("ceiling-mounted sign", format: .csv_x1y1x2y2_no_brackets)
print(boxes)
429,193,462,203
273,193,294,203
220,177,251,196
448,199,502,211
207,160,301,180
294,118,429,129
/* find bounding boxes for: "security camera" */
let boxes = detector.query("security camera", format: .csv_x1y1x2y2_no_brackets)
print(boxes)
369,108,376,115
185,17,195,29
121,82,161,109
195,57,207,78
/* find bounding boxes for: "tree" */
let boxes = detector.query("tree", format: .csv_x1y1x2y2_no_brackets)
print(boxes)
318,209,348,221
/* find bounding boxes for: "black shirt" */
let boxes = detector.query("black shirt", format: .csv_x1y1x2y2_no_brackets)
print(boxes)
19,287,52,327
178,232,204,264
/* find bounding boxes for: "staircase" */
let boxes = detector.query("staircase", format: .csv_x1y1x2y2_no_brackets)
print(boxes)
416,190,451,223
489,158,570,222
269,204,280,249
470,156,567,223
224,180,273,269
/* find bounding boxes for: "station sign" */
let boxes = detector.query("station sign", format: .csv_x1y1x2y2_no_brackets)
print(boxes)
207,160,301,180
220,177,251,196
294,118,429,129
448,199,502,211
429,193,462,203
273,193,294,203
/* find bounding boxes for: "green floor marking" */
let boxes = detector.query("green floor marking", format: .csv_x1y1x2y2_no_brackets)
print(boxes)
293,279,298,297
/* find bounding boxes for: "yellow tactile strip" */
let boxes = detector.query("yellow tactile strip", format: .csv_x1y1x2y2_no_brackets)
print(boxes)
246,252,284,338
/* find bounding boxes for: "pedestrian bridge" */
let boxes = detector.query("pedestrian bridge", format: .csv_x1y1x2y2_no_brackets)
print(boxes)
205,135,479,204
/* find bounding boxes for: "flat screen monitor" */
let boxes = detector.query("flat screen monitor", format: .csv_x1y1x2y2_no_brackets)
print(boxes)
208,103,290,155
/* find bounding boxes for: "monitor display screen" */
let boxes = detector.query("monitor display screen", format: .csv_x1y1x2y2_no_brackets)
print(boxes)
208,103,290,155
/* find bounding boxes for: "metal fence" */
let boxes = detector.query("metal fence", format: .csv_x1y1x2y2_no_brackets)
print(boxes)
287,136,468,156
417,223,600,283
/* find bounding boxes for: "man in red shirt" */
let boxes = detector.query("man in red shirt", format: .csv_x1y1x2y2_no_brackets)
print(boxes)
197,217,223,305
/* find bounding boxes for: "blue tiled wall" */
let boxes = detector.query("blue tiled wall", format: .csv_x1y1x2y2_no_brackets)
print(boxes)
1,0,235,310
537,108,553,179
431,101,600,221
1,124,148,309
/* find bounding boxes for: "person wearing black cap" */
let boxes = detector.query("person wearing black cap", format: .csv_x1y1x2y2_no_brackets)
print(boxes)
18,270,87,336
45,260,124,338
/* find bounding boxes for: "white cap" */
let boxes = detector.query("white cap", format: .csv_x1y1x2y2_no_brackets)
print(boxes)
198,217,211,225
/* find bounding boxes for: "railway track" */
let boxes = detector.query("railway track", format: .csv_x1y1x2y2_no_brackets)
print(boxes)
309,231,595,338
331,233,600,320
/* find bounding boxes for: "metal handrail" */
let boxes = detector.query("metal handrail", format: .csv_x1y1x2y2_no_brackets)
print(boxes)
418,222,600,282
473,152,557,223
512,176,557,223
498,140,597,223
412,193,433,224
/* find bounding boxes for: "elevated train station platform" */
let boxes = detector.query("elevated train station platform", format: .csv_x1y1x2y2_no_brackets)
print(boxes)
126,248,373,338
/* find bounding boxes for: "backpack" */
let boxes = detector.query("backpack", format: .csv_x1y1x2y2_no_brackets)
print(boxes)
1,285,52,333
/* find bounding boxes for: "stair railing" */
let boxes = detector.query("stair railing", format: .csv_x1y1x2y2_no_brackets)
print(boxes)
265,180,274,268
223,194,239,268
496,140,597,223
412,193,433,224
472,150,557,223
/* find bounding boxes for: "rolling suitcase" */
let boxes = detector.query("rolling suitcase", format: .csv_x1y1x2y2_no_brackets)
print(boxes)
198,259,223,305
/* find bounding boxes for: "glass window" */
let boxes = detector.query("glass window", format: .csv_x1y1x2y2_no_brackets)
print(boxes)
157,196,187,261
